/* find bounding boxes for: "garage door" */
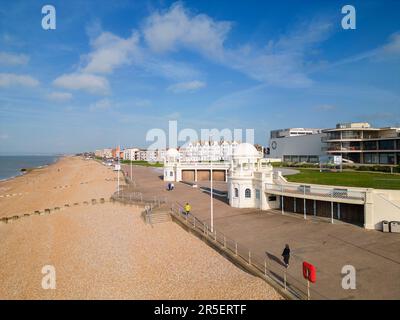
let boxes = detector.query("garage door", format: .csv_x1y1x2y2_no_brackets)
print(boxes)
197,170,210,181
182,170,195,181
212,170,225,181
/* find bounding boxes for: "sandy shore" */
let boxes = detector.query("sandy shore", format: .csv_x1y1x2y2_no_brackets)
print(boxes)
0,157,281,299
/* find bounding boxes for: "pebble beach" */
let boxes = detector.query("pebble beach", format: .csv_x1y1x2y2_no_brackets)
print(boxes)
0,157,281,300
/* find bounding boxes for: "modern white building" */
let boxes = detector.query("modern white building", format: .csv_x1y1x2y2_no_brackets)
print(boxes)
323,122,400,165
268,127,326,163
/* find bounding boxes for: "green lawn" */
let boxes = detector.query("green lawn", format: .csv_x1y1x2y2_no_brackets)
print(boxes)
121,160,163,167
285,169,400,190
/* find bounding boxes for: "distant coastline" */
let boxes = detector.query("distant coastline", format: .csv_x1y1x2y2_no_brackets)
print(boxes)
0,155,61,182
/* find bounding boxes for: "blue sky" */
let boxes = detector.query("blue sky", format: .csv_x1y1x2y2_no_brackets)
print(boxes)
0,0,399,154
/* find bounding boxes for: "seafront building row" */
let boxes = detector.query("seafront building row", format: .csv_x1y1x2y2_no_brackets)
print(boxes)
95,141,265,163
95,122,400,166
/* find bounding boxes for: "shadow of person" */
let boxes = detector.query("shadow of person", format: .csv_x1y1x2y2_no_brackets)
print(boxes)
265,251,286,267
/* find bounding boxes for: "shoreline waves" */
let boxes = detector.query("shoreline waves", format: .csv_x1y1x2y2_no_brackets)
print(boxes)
0,155,61,182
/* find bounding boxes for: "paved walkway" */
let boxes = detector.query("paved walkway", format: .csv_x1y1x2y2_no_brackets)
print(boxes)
122,164,400,300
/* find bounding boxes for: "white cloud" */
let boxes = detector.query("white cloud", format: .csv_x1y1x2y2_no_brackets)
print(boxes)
46,91,73,102
53,73,110,95
167,80,206,93
227,50,314,87
89,98,112,111
82,31,141,74
143,2,231,59
143,58,200,80
51,3,334,93
225,19,334,87
0,52,29,66
0,73,39,87
316,31,400,70
379,32,400,56
143,3,333,88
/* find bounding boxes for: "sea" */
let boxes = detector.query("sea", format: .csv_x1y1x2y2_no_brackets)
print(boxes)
0,155,59,181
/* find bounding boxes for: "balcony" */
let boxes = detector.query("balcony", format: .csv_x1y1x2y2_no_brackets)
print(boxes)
326,146,362,152
265,183,366,204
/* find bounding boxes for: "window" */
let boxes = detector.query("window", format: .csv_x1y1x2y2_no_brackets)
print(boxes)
255,189,260,200
234,188,238,198
309,156,319,163
169,171,173,176
379,140,395,150
364,153,379,164
379,153,395,165
268,195,277,201
245,188,251,198
342,130,361,139
300,156,308,163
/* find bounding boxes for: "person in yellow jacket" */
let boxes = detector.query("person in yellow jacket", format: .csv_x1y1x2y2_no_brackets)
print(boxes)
184,202,191,215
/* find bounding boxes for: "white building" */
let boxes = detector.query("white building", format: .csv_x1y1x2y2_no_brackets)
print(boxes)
229,144,400,231
121,148,166,162
179,141,239,162
163,147,230,182
270,128,322,138
163,142,400,230
95,148,113,159
269,128,326,163
123,148,140,161
228,143,276,210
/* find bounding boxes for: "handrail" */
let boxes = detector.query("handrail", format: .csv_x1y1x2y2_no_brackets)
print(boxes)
170,202,327,300
265,182,366,202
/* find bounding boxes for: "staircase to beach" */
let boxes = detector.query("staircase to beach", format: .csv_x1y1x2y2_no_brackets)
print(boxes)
143,206,171,225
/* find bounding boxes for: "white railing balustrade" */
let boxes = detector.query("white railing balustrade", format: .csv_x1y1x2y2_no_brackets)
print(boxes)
265,183,366,202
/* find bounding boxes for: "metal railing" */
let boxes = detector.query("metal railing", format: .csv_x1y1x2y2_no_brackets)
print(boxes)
265,183,366,202
112,189,168,207
170,202,327,300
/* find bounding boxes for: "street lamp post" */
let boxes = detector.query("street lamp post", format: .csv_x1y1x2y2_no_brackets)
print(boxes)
210,158,214,233
130,150,133,185
117,155,120,196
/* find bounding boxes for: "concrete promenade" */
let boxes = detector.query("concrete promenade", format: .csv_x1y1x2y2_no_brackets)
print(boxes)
122,164,400,300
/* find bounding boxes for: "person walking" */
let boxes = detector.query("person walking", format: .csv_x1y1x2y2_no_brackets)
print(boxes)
282,244,290,268
184,202,191,215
